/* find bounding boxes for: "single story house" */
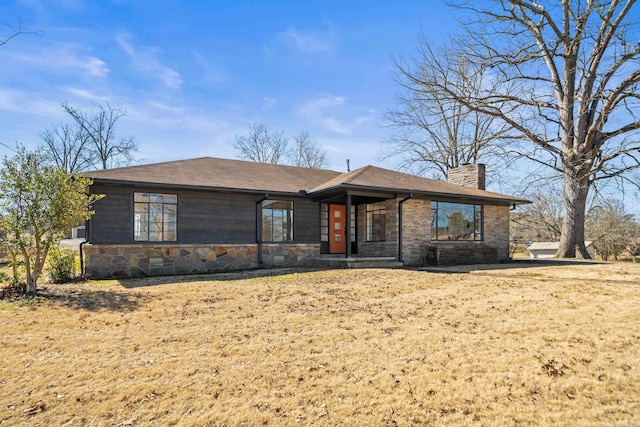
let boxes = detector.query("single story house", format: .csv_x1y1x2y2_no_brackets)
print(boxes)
81,158,529,278
528,241,595,259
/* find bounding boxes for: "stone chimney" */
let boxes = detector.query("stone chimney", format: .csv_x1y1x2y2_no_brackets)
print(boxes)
447,163,486,190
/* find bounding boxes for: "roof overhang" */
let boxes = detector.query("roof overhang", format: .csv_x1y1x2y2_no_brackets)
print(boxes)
307,184,530,206
90,177,531,206
90,178,307,199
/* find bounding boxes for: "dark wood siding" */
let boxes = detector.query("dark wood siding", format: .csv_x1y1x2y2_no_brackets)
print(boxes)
89,183,321,245
293,198,320,243
89,184,132,243
179,191,256,244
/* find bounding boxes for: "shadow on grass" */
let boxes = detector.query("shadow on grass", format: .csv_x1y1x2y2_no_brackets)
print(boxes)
422,259,607,274
38,286,149,312
115,267,324,288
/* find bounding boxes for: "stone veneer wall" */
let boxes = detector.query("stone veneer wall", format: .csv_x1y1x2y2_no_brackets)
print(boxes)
401,198,432,264
481,204,510,261
84,243,320,279
447,164,486,190
401,200,511,265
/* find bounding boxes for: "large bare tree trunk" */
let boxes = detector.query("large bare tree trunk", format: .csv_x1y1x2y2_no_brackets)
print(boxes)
432,0,640,259
557,167,591,259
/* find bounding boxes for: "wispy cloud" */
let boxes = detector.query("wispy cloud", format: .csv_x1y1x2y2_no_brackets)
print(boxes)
63,86,108,102
262,96,278,110
10,43,110,78
0,87,61,117
191,51,225,84
298,94,374,135
118,98,249,163
116,35,184,88
277,24,337,54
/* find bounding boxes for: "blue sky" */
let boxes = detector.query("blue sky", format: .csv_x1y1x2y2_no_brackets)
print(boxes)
0,0,460,172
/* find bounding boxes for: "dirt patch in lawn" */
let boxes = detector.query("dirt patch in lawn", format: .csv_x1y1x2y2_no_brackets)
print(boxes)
1,263,639,426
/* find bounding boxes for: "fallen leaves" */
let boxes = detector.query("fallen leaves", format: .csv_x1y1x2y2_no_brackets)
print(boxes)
23,400,46,416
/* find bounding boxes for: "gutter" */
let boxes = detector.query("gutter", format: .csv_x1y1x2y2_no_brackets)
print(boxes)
256,194,268,265
79,218,89,277
79,188,101,278
308,184,529,206
397,193,413,264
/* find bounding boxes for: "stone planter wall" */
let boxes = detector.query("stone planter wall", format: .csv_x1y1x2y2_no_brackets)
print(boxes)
422,243,500,266
84,243,320,279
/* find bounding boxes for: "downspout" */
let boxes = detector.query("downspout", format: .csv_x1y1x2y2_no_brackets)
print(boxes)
79,218,89,277
79,187,98,277
256,194,268,265
397,193,413,264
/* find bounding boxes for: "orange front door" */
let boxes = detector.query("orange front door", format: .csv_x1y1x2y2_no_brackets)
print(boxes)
329,205,346,253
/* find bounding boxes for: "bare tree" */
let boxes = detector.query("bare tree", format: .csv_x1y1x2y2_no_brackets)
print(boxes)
39,123,93,173
234,123,289,164
586,199,640,260
288,131,328,169
62,101,138,170
511,181,564,243
385,37,515,179
1,19,37,47
411,0,640,258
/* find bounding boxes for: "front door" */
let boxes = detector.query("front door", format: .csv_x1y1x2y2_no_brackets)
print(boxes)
329,204,346,253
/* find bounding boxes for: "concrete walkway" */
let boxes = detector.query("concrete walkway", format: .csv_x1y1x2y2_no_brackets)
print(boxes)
59,238,85,251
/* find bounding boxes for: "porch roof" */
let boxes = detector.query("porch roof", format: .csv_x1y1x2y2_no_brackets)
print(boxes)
306,165,529,205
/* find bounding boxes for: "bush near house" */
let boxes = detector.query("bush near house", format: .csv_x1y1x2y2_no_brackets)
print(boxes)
46,247,77,283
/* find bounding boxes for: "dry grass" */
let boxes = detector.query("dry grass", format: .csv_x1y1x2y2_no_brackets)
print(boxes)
1,262,639,426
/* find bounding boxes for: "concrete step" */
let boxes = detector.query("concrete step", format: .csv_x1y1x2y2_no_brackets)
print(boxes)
314,256,403,269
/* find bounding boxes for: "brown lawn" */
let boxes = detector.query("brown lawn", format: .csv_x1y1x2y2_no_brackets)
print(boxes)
1,262,639,426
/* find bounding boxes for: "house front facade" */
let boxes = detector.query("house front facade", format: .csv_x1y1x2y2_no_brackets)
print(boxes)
82,158,529,278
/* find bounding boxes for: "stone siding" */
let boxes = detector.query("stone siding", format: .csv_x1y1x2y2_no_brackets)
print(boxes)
401,199,432,264
482,204,510,261
84,243,320,279
401,200,510,266
447,164,486,190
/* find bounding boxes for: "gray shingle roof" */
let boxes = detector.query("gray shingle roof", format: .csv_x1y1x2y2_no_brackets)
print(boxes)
306,165,528,203
84,157,340,194
84,157,529,204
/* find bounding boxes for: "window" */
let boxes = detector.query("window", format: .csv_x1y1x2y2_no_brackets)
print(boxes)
262,200,294,242
366,202,386,241
134,193,177,241
350,205,356,243
431,201,482,241
320,204,329,242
